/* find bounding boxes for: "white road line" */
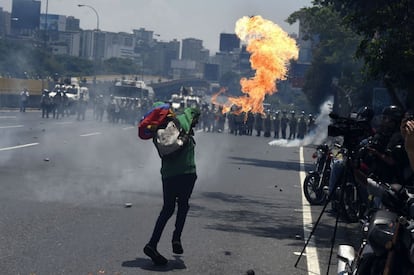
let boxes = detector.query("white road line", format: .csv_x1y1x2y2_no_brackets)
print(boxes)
0,125,24,129
55,122,73,125
299,146,321,275
80,132,101,137
122,126,135,130
0,116,17,119
0,143,39,151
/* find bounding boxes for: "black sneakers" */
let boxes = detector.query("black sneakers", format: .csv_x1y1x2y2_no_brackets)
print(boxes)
172,241,183,254
143,244,168,266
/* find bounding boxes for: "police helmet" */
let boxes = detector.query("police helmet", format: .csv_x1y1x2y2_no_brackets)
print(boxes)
382,105,403,122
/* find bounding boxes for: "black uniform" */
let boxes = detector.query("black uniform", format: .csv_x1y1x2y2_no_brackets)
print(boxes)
273,113,280,139
280,113,289,139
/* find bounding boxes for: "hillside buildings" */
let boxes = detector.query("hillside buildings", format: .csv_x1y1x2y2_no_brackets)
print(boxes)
0,0,308,88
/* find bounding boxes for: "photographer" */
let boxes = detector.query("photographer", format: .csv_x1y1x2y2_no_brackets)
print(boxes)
401,110,414,174
364,106,408,186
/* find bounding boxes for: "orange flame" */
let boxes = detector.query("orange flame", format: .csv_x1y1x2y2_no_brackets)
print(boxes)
213,15,299,114
211,87,227,105
211,87,233,113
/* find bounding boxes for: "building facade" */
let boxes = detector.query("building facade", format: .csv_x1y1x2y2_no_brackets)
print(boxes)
149,40,180,77
0,7,11,37
10,0,41,36
0,1,310,87
219,33,240,53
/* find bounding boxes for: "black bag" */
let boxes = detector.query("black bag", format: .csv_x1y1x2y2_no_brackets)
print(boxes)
153,118,189,159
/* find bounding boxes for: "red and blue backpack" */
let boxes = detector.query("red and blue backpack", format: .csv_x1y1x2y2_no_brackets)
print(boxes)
138,102,174,140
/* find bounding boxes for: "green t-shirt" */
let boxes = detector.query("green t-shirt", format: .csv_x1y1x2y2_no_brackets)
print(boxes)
160,107,200,179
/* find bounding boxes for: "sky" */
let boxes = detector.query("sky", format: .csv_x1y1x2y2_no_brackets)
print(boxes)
0,0,312,53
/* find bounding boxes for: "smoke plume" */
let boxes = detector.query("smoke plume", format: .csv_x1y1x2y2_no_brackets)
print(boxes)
269,97,333,147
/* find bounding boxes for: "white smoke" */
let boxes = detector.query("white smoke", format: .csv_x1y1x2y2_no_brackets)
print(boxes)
25,126,163,204
268,97,334,147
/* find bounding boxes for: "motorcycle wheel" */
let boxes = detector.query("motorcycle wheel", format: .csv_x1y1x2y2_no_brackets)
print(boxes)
342,183,363,223
303,174,326,205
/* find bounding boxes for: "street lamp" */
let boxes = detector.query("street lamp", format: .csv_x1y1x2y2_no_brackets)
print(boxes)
44,0,49,47
77,4,100,62
78,4,100,95
77,4,99,31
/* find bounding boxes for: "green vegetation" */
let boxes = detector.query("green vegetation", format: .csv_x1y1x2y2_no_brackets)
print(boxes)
0,39,139,80
288,5,373,113
288,0,414,110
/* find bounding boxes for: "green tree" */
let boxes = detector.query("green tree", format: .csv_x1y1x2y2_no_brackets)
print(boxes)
0,39,141,80
316,0,414,109
287,5,365,112
102,57,140,75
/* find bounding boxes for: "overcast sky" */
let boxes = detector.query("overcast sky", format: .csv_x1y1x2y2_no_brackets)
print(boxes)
0,0,312,53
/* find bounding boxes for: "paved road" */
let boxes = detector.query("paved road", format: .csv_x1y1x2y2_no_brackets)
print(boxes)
0,110,359,275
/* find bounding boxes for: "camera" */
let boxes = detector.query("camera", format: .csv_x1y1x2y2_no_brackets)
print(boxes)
406,111,414,121
328,113,367,137
327,113,372,148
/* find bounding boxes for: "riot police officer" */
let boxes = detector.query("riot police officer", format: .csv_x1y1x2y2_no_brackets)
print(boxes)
273,111,280,139
288,111,297,139
297,111,307,139
40,89,51,118
280,111,289,139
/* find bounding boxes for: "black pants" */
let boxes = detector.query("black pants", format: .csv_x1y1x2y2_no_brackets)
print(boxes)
149,173,197,247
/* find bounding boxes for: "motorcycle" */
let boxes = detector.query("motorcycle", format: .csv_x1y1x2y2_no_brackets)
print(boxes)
330,144,370,223
328,113,372,223
338,178,414,274
303,144,332,205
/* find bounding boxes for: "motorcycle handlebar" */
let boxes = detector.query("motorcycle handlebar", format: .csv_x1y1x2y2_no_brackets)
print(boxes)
366,178,414,218
316,144,330,152
329,112,369,124
366,178,386,197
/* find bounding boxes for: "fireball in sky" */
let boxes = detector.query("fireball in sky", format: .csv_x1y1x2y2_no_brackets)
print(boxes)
212,15,298,114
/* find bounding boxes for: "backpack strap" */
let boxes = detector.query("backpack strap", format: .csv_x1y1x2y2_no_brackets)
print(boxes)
152,117,191,159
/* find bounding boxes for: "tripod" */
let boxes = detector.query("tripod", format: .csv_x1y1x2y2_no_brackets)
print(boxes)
294,190,342,275
296,153,361,274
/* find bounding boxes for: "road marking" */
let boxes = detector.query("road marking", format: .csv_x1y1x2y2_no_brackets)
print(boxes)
55,122,73,125
0,142,39,151
122,126,135,130
299,146,321,275
0,125,24,129
80,132,101,137
294,208,313,213
0,116,17,119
